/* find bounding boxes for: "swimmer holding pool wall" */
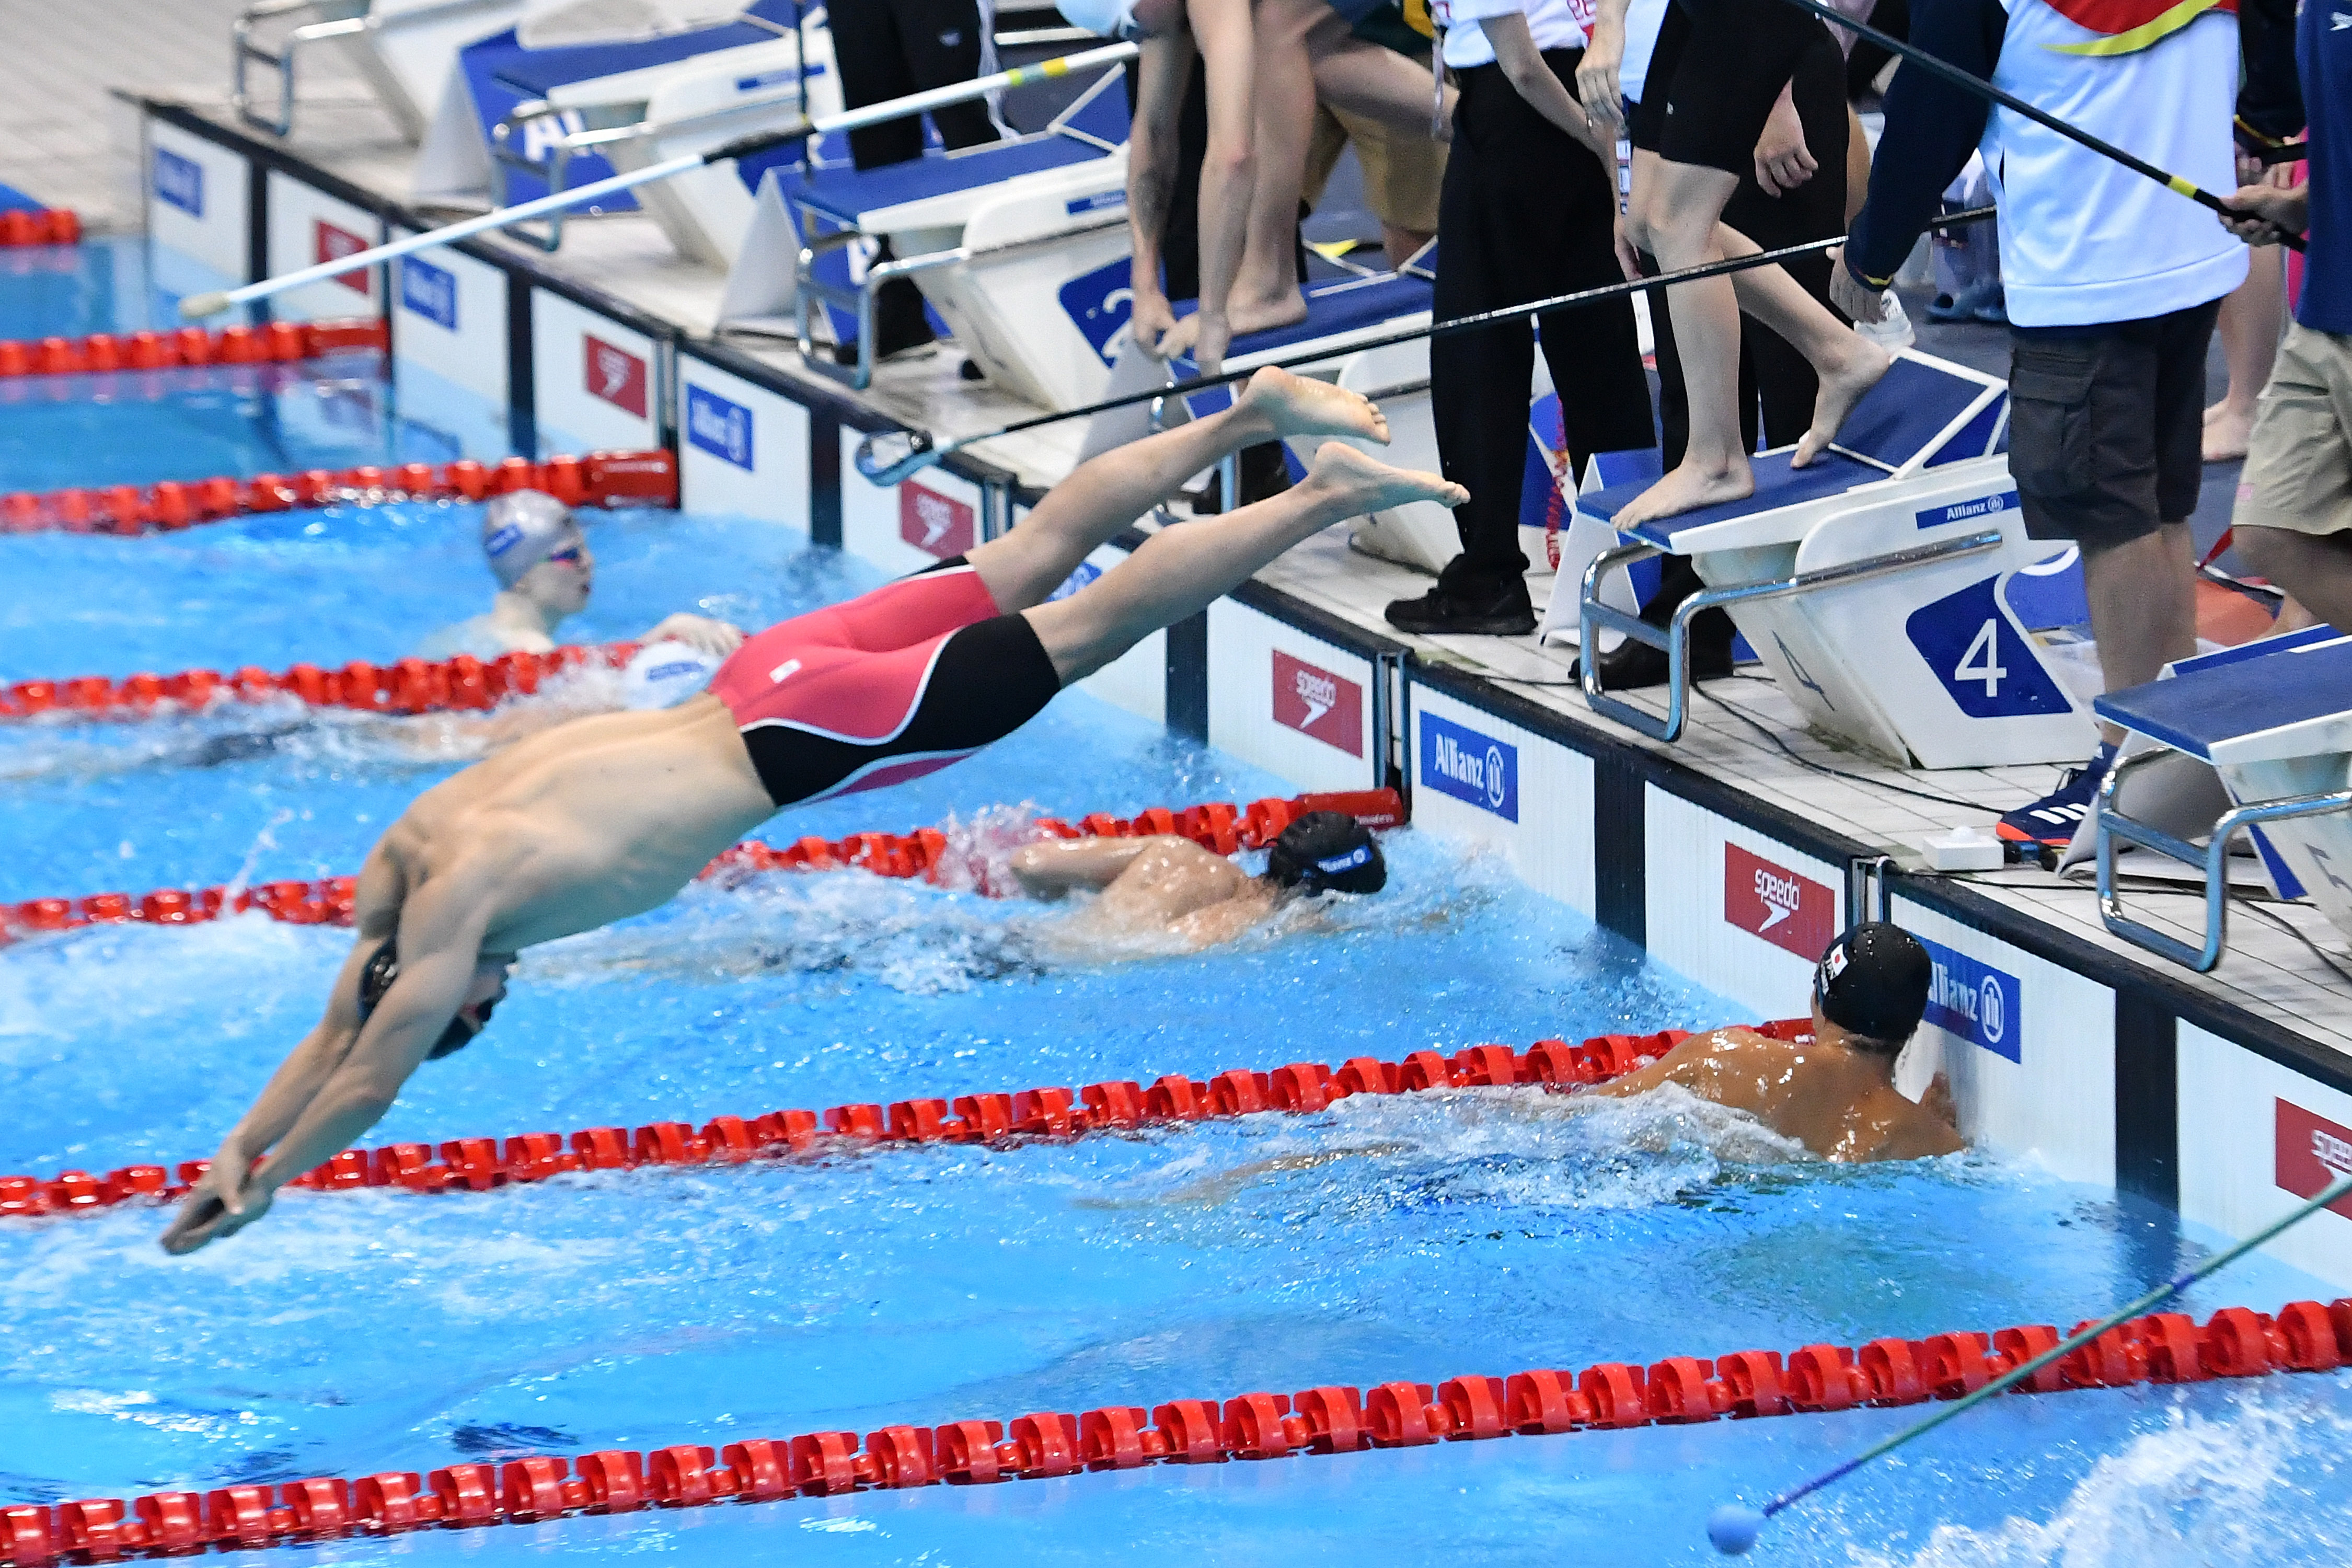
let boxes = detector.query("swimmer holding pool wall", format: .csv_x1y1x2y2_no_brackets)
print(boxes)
1008,810,1388,949
159,369,1466,1255
1593,923,1964,1162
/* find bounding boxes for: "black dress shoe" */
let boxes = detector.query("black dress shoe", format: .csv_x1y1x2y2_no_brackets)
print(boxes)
1384,578,1537,636
1568,612,1735,688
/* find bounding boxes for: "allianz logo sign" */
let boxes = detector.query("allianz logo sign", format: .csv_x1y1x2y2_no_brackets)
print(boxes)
1916,490,2019,530
685,385,754,471
1420,712,1518,822
1917,934,2022,1063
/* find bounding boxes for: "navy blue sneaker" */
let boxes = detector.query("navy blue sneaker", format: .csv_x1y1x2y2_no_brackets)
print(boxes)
1997,742,2118,850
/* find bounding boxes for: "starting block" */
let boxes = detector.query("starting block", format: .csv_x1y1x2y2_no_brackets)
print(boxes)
2093,629,2352,971
234,0,526,141
762,66,1130,397
1575,350,2101,769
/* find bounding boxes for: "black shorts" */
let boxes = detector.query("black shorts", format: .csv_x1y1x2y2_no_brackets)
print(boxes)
1633,0,1833,177
2008,300,2223,548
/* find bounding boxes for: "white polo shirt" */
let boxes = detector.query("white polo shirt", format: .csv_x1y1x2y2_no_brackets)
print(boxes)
1436,0,1596,68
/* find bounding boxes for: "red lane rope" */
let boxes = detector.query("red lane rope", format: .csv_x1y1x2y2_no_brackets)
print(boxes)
0,997,1672,1221
0,788,1405,942
0,317,381,381
0,208,80,248
0,448,678,538
8,1293,2345,1563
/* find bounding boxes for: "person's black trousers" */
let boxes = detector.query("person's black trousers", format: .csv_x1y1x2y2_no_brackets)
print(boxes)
831,0,1000,349
1432,56,1653,594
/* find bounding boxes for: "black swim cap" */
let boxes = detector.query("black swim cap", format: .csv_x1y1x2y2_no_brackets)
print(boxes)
357,937,492,1060
1264,812,1387,896
1813,923,1931,1050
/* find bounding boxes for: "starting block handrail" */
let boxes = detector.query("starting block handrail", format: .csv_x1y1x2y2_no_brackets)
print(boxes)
2095,749,2352,972
794,211,1129,389
233,0,509,137
1577,528,2005,742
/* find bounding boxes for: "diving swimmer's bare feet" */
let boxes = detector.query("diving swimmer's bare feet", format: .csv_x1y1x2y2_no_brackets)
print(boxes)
1233,366,1391,447
1610,456,1755,532
1298,441,1467,518
1792,335,1894,468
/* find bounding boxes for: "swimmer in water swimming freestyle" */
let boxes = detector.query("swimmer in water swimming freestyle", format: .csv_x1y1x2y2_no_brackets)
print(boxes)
1008,810,1386,950
1592,923,1963,1162
160,367,1466,1255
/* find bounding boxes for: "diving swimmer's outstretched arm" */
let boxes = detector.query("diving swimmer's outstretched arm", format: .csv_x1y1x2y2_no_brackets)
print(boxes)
160,868,498,1255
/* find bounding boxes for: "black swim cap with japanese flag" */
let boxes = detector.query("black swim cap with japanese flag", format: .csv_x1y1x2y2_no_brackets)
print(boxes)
1265,811,1386,896
1813,923,1932,1045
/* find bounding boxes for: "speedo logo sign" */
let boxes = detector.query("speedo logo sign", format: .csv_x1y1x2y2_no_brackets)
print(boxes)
685,385,754,471
399,257,457,330
154,147,203,217
1722,844,1834,960
584,335,648,418
1917,935,2021,1063
2276,1099,2352,1221
1420,712,1517,821
315,220,371,293
1272,650,1362,757
898,481,974,559
1917,490,2018,530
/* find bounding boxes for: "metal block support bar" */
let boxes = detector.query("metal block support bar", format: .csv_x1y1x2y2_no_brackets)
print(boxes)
234,0,505,138
1576,528,2005,742
2095,750,2352,972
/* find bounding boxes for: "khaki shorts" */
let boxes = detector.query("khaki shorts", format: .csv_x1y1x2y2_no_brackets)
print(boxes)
2235,320,2352,539
1303,102,1446,236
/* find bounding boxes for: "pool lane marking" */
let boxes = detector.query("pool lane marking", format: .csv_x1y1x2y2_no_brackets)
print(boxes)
14,1292,2350,1561
1707,1167,2352,1555
1,1025,1693,1219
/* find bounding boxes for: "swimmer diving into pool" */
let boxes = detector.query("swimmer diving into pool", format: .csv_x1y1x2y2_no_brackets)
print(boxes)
1008,809,1387,950
1593,923,1963,1162
159,367,1465,1255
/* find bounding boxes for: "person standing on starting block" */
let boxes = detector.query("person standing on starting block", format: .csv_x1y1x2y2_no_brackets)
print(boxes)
1594,923,1963,1161
159,369,1464,1256
1576,0,1893,528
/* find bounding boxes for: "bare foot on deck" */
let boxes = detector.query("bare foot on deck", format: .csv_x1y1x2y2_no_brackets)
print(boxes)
1299,441,1467,518
1792,336,1894,468
1609,456,1755,532
1234,366,1390,446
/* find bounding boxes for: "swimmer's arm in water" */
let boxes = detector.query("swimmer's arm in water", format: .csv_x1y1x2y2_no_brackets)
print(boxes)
1587,1028,1786,1115
640,613,744,658
1007,837,1163,898
159,874,493,1254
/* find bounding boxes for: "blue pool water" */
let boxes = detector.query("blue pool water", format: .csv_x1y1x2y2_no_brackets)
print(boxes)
4,255,2351,1568
0,236,177,342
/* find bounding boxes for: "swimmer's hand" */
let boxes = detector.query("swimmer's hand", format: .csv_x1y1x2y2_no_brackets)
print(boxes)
1753,86,1816,197
1129,287,1182,360
1573,14,1625,135
641,613,744,658
158,1157,274,1255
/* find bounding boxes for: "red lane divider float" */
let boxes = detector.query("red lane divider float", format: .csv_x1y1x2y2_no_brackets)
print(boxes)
0,207,80,247
0,316,382,382
0,788,1406,942
9,1296,2346,1563
2,639,640,724
0,1008,1697,1220
0,448,677,537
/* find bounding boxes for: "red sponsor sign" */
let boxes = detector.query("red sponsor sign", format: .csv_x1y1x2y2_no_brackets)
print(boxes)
2275,1099,2352,1220
1271,649,1363,756
584,335,649,418
314,219,371,294
899,481,974,559
1723,843,1835,960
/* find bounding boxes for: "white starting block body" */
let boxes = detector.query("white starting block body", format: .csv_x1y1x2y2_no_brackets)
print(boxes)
2094,630,2352,967
235,0,527,142
416,0,808,221
753,68,1129,398
1578,351,2099,769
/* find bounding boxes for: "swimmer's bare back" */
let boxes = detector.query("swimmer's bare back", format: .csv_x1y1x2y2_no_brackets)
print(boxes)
1592,1027,1963,1163
369,694,775,953
1009,835,1277,950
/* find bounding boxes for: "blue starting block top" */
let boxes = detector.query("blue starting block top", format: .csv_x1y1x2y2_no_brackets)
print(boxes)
1588,451,1888,548
791,136,1110,225
488,0,801,97
1828,355,2004,471
1170,271,1435,372
2096,632,2352,764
